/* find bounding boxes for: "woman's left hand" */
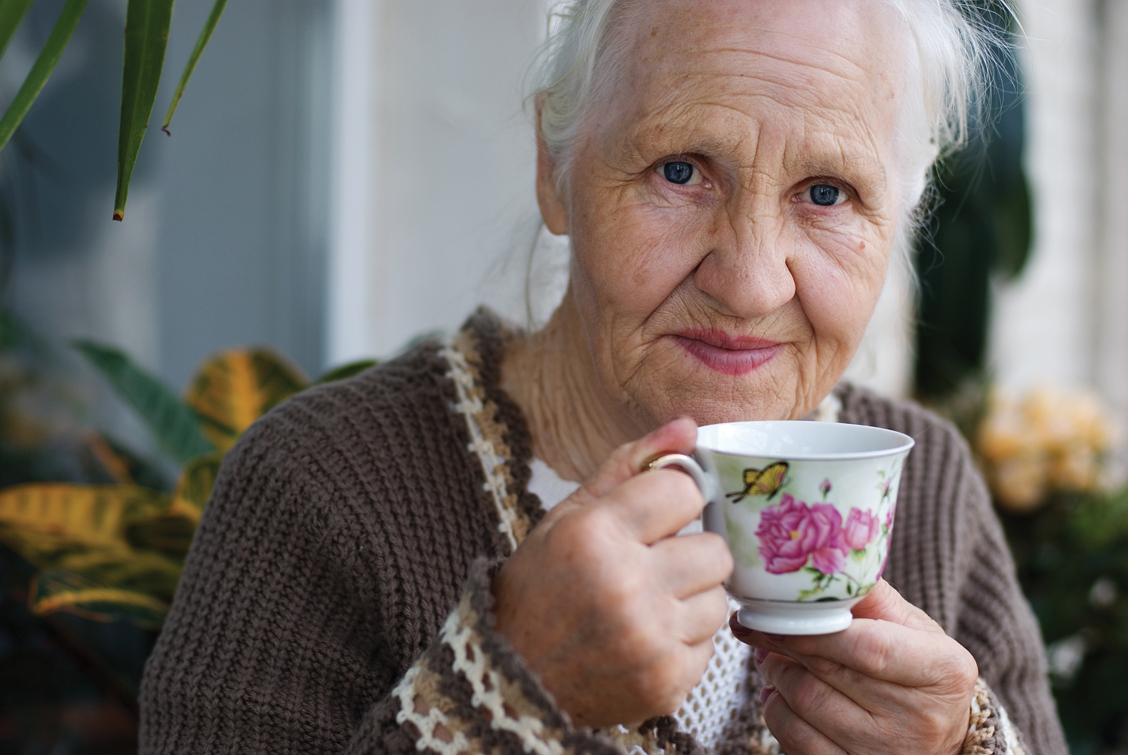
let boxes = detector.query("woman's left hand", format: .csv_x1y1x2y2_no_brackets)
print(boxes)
733,580,978,755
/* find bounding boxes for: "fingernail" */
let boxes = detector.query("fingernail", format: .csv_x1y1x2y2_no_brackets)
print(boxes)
759,685,776,706
753,647,769,664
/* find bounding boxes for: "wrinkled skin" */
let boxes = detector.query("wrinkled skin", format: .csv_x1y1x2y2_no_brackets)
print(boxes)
735,581,979,755
493,418,733,727
495,0,975,750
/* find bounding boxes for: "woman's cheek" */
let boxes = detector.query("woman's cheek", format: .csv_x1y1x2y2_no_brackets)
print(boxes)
585,207,710,311
800,220,890,299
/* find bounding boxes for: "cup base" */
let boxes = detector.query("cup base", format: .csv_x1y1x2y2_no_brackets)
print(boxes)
735,599,855,636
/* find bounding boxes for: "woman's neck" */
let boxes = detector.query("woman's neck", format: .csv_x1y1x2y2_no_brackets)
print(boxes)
500,294,647,483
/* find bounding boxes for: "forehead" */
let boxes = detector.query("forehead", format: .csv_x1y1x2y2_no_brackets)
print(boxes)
602,0,908,176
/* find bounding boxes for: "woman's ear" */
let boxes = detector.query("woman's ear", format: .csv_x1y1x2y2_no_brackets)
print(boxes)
536,104,569,236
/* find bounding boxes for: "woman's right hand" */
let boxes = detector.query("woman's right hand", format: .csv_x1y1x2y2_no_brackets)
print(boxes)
492,417,734,728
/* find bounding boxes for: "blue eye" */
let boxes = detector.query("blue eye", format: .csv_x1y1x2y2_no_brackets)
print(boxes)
809,184,842,206
663,161,695,185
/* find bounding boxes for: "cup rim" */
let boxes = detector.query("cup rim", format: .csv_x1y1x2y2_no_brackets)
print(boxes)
697,420,915,461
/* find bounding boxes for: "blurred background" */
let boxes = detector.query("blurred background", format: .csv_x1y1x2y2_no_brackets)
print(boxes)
0,0,1125,752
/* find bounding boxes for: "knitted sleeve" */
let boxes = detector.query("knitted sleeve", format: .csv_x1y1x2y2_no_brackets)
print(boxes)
137,396,657,755
837,385,1068,755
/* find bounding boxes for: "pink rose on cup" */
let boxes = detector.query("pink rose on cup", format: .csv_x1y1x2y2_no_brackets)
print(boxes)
756,494,848,575
843,507,880,551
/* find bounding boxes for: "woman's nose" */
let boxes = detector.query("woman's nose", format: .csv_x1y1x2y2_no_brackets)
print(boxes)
691,202,796,320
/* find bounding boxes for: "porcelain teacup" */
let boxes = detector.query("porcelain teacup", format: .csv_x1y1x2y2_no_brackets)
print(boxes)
649,421,914,635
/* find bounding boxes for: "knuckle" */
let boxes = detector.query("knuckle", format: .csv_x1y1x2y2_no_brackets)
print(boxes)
596,572,644,615
705,589,729,629
854,630,896,677
667,471,704,505
637,659,690,713
756,653,781,683
953,647,980,687
916,707,952,743
805,654,841,678
614,620,666,663
790,675,831,717
697,532,735,573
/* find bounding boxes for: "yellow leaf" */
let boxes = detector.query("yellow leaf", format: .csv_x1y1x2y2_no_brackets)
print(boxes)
184,348,308,452
0,484,171,569
170,451,224,521
30,565,176,626
32,587,169,621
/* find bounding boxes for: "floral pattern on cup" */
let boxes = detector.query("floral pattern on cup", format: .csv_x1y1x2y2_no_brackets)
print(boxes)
753,471,897,601
756,495,847,576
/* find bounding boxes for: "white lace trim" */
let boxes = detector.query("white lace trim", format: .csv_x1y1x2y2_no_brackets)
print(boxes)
441,337,519,553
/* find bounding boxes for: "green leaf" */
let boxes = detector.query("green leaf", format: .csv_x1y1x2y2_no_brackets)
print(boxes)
318,359,377,384
0,0,91,155
0,483,196,627
0,0,36,60
113,0,175,221
0,305,52,358
74,340,215,464
0,483,172,567
30,552,182,627
184,348,309,452
160,0,227,135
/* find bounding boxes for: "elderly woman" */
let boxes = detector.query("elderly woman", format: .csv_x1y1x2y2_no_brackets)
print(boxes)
140,1,1066,754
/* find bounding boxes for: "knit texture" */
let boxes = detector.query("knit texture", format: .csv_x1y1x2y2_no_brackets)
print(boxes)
138,308,1066,755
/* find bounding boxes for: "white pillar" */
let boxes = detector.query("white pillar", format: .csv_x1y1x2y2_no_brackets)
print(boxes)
989,0,1100,391
1094,0,1128,461
327,0,379,366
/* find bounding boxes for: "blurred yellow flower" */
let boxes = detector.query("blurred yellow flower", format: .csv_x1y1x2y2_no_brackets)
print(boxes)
975,385,1118,512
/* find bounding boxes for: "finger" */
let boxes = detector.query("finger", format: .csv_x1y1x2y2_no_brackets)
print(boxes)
760,683,848,755
580,417,698,499
757,651,870,751
682,636,717,695
652,531,733,597
676,585,729,644
757,642,977,754
744,619,978,692
602,467,705,543
849,579,943,634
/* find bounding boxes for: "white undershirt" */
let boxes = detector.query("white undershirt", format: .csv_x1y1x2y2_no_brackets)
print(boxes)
527,457,750,749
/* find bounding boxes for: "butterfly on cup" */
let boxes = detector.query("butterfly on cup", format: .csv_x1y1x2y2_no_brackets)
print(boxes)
727,461,789,503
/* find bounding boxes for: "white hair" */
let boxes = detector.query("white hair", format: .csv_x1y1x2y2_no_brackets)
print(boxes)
531,0,1011,268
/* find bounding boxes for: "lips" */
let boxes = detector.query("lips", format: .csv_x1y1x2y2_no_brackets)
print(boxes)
672,328,780,376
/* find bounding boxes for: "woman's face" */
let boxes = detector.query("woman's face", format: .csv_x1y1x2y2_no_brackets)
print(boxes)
539,0,909,428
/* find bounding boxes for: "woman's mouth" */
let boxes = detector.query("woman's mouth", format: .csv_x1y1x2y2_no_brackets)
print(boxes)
672,329,780,376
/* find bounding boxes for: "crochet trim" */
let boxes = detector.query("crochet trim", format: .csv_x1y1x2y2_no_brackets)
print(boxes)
963,677,1021,755
390,562,576,755
442,330,531,553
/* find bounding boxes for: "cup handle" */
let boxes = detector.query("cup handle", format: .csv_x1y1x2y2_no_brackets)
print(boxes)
645,453,719,503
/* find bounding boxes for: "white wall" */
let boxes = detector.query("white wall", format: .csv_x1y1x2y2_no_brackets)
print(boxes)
990,0,1099,390
328,0,547,363
990,0,1128,456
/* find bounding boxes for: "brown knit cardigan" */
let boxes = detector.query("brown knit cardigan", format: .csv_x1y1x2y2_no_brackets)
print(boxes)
139,310,1067,755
